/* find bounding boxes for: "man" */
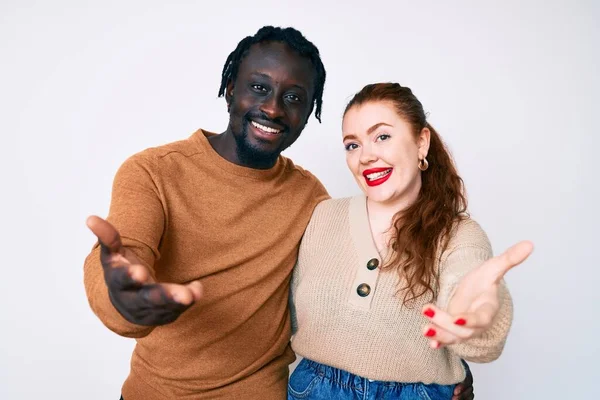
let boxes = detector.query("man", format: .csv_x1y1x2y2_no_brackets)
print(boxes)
84,26,474,399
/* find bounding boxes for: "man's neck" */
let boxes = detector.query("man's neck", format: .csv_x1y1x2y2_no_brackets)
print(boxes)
207,130,277,170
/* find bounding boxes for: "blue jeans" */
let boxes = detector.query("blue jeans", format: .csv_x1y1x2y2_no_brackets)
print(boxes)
288,358,456,400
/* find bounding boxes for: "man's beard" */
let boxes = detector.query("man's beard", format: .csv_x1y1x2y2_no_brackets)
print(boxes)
233,117,284,168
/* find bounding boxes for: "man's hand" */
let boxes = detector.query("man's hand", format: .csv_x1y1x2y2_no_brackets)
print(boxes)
452,366,474,400
86,216,203,326
422,240,533,347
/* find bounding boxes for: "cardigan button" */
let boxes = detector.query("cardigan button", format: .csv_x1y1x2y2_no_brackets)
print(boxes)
367,258,379,270
357,283,371,297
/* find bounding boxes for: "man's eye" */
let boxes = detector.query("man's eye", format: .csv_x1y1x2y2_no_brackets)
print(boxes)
252,84,267,92
286,94,301,102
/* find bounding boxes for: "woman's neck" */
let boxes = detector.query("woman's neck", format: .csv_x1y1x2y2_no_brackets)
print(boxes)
366,189,420,254
366,199,402,254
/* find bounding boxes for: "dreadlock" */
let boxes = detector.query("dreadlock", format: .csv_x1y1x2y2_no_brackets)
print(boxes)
218,26,326,123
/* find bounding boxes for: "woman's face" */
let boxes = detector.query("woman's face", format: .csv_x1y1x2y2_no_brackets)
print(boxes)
342,101,430,207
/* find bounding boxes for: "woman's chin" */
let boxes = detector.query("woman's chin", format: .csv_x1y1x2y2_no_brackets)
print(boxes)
366,190,395,205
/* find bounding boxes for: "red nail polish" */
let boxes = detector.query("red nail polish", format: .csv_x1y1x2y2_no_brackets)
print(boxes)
455,318,466,326
423,308,435,318
425,328,436,337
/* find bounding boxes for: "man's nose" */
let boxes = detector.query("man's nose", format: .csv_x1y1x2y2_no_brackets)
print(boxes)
259,94,285,121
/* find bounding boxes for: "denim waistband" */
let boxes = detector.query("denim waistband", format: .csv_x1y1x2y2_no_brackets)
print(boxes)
303,358,421,389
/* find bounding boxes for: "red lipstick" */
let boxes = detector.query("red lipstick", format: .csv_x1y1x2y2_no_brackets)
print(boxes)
362,168,393,187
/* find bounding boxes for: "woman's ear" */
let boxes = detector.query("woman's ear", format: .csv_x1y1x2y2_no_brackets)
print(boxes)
418,126,431,158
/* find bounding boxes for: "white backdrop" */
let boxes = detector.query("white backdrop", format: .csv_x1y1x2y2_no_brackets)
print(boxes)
1,1,598,398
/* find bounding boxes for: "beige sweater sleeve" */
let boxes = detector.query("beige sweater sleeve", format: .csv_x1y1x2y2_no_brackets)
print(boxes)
289,198,328,336
436,220,514,363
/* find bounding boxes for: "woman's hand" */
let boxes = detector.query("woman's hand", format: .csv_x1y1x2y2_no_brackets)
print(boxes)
421,241,533,348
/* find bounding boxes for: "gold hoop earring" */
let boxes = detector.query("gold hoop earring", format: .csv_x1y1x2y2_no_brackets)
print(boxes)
418,157,429,171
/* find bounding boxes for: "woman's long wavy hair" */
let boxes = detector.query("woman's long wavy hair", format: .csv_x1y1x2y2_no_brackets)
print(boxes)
344,83,468,306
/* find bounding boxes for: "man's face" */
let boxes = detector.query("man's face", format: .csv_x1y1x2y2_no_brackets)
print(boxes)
226,41,316,165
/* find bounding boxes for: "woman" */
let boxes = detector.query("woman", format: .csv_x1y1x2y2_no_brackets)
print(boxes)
288,83,532,399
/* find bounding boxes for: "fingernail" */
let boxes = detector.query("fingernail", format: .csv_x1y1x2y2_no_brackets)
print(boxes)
423,308,435,318
455,318,466,326
425,328,436,337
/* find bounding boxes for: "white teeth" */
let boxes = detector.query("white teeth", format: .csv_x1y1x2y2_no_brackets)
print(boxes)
366,169,392,180
251,121,281,134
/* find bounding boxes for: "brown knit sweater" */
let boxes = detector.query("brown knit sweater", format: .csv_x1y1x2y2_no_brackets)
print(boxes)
83,129,329,399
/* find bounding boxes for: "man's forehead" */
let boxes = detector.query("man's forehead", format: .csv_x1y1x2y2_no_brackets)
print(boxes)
245,41,296,59
239,42,315,82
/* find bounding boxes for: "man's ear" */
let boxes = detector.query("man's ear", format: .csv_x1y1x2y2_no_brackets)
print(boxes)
225,81,234,111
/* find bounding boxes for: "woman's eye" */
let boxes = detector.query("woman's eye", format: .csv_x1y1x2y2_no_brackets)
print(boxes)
376,134,391,142
345,143,359,151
